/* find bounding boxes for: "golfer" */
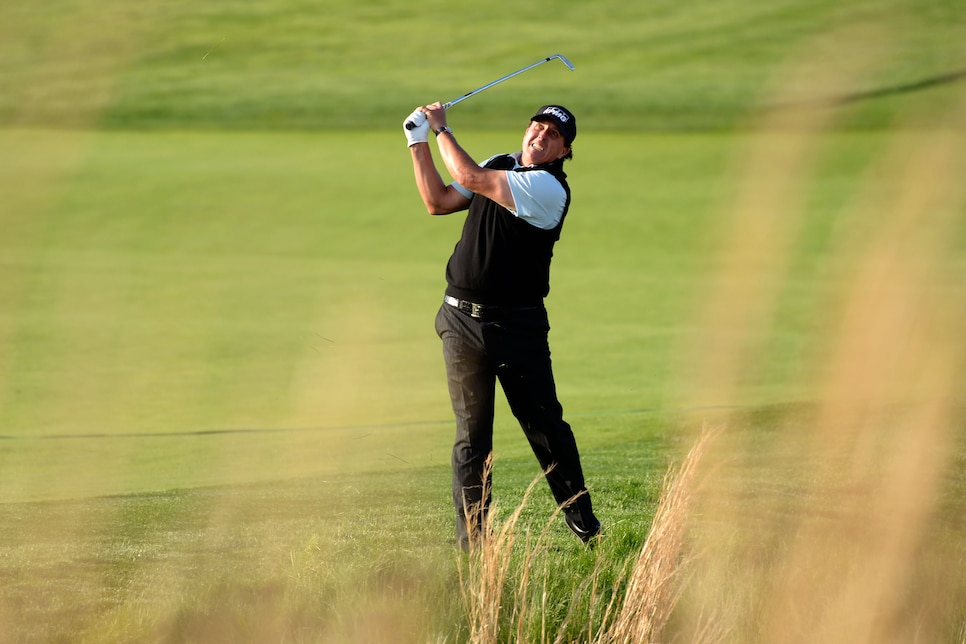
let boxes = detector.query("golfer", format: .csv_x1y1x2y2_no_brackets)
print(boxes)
405,102,601,550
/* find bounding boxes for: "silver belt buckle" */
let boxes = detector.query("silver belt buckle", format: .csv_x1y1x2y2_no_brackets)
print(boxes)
446,295,484,318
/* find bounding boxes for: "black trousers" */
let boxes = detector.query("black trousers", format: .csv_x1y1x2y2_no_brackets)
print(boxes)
435,301,594,543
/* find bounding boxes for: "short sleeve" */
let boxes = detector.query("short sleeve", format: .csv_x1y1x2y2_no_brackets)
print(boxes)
506,171,567,230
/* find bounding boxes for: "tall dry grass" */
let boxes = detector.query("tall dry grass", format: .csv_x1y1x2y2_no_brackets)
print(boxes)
668,27,966,644
598,427,722,644
456,426,722,644
456,456,581,644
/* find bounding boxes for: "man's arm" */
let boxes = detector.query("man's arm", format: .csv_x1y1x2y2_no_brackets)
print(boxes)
424,102,516,212
409,142,472,215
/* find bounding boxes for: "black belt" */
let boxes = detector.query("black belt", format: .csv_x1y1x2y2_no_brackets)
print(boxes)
444,295,538,319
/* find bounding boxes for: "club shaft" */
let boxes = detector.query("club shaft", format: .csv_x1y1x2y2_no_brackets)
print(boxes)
404,55,573,129
443,56,565,109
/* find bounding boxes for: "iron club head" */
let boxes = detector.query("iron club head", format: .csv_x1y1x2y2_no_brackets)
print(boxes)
549,54,575,71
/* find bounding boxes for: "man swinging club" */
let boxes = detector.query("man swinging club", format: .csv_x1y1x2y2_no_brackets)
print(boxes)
405,100,601,550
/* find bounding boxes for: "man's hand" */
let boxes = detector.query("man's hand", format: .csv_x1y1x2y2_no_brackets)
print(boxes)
404,109,429,147
423,102,448,134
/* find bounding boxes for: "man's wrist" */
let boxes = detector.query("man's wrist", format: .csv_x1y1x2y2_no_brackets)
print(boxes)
434,125,453,137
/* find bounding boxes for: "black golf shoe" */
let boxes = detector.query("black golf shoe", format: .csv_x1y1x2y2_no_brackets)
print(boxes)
564,513,601,545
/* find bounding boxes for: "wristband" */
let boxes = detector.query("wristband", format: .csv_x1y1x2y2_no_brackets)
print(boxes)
434,125,453,137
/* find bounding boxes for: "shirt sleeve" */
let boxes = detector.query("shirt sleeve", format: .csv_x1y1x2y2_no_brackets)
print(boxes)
451,181,473,200
506,170,567,230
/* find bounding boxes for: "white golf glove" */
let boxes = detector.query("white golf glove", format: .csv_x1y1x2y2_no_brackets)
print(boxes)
404,109,429,147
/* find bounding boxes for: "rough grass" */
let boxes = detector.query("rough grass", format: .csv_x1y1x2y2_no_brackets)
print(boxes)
455,434,712,644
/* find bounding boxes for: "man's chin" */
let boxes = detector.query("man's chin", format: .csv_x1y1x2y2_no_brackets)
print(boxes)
522,152,548,166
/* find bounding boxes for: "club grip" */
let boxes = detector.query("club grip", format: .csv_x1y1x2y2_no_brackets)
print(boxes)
405,120,416,130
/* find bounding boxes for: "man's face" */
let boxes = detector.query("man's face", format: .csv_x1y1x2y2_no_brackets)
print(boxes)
521,119,570,166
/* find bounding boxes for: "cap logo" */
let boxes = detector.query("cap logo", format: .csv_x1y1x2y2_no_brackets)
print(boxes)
541,106,570,123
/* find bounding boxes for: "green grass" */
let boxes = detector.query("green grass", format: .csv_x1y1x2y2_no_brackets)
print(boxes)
2,0,964,131
0,126,714,639
2,127,906,496
0,128,740,500
1,0,965,640
2,122,963,641
0,428,679,642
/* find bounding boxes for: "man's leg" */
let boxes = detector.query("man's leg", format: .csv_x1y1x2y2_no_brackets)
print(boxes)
488,309,600,538
436,304,496,548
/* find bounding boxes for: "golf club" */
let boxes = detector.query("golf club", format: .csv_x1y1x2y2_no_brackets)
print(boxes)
405,54,575,129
